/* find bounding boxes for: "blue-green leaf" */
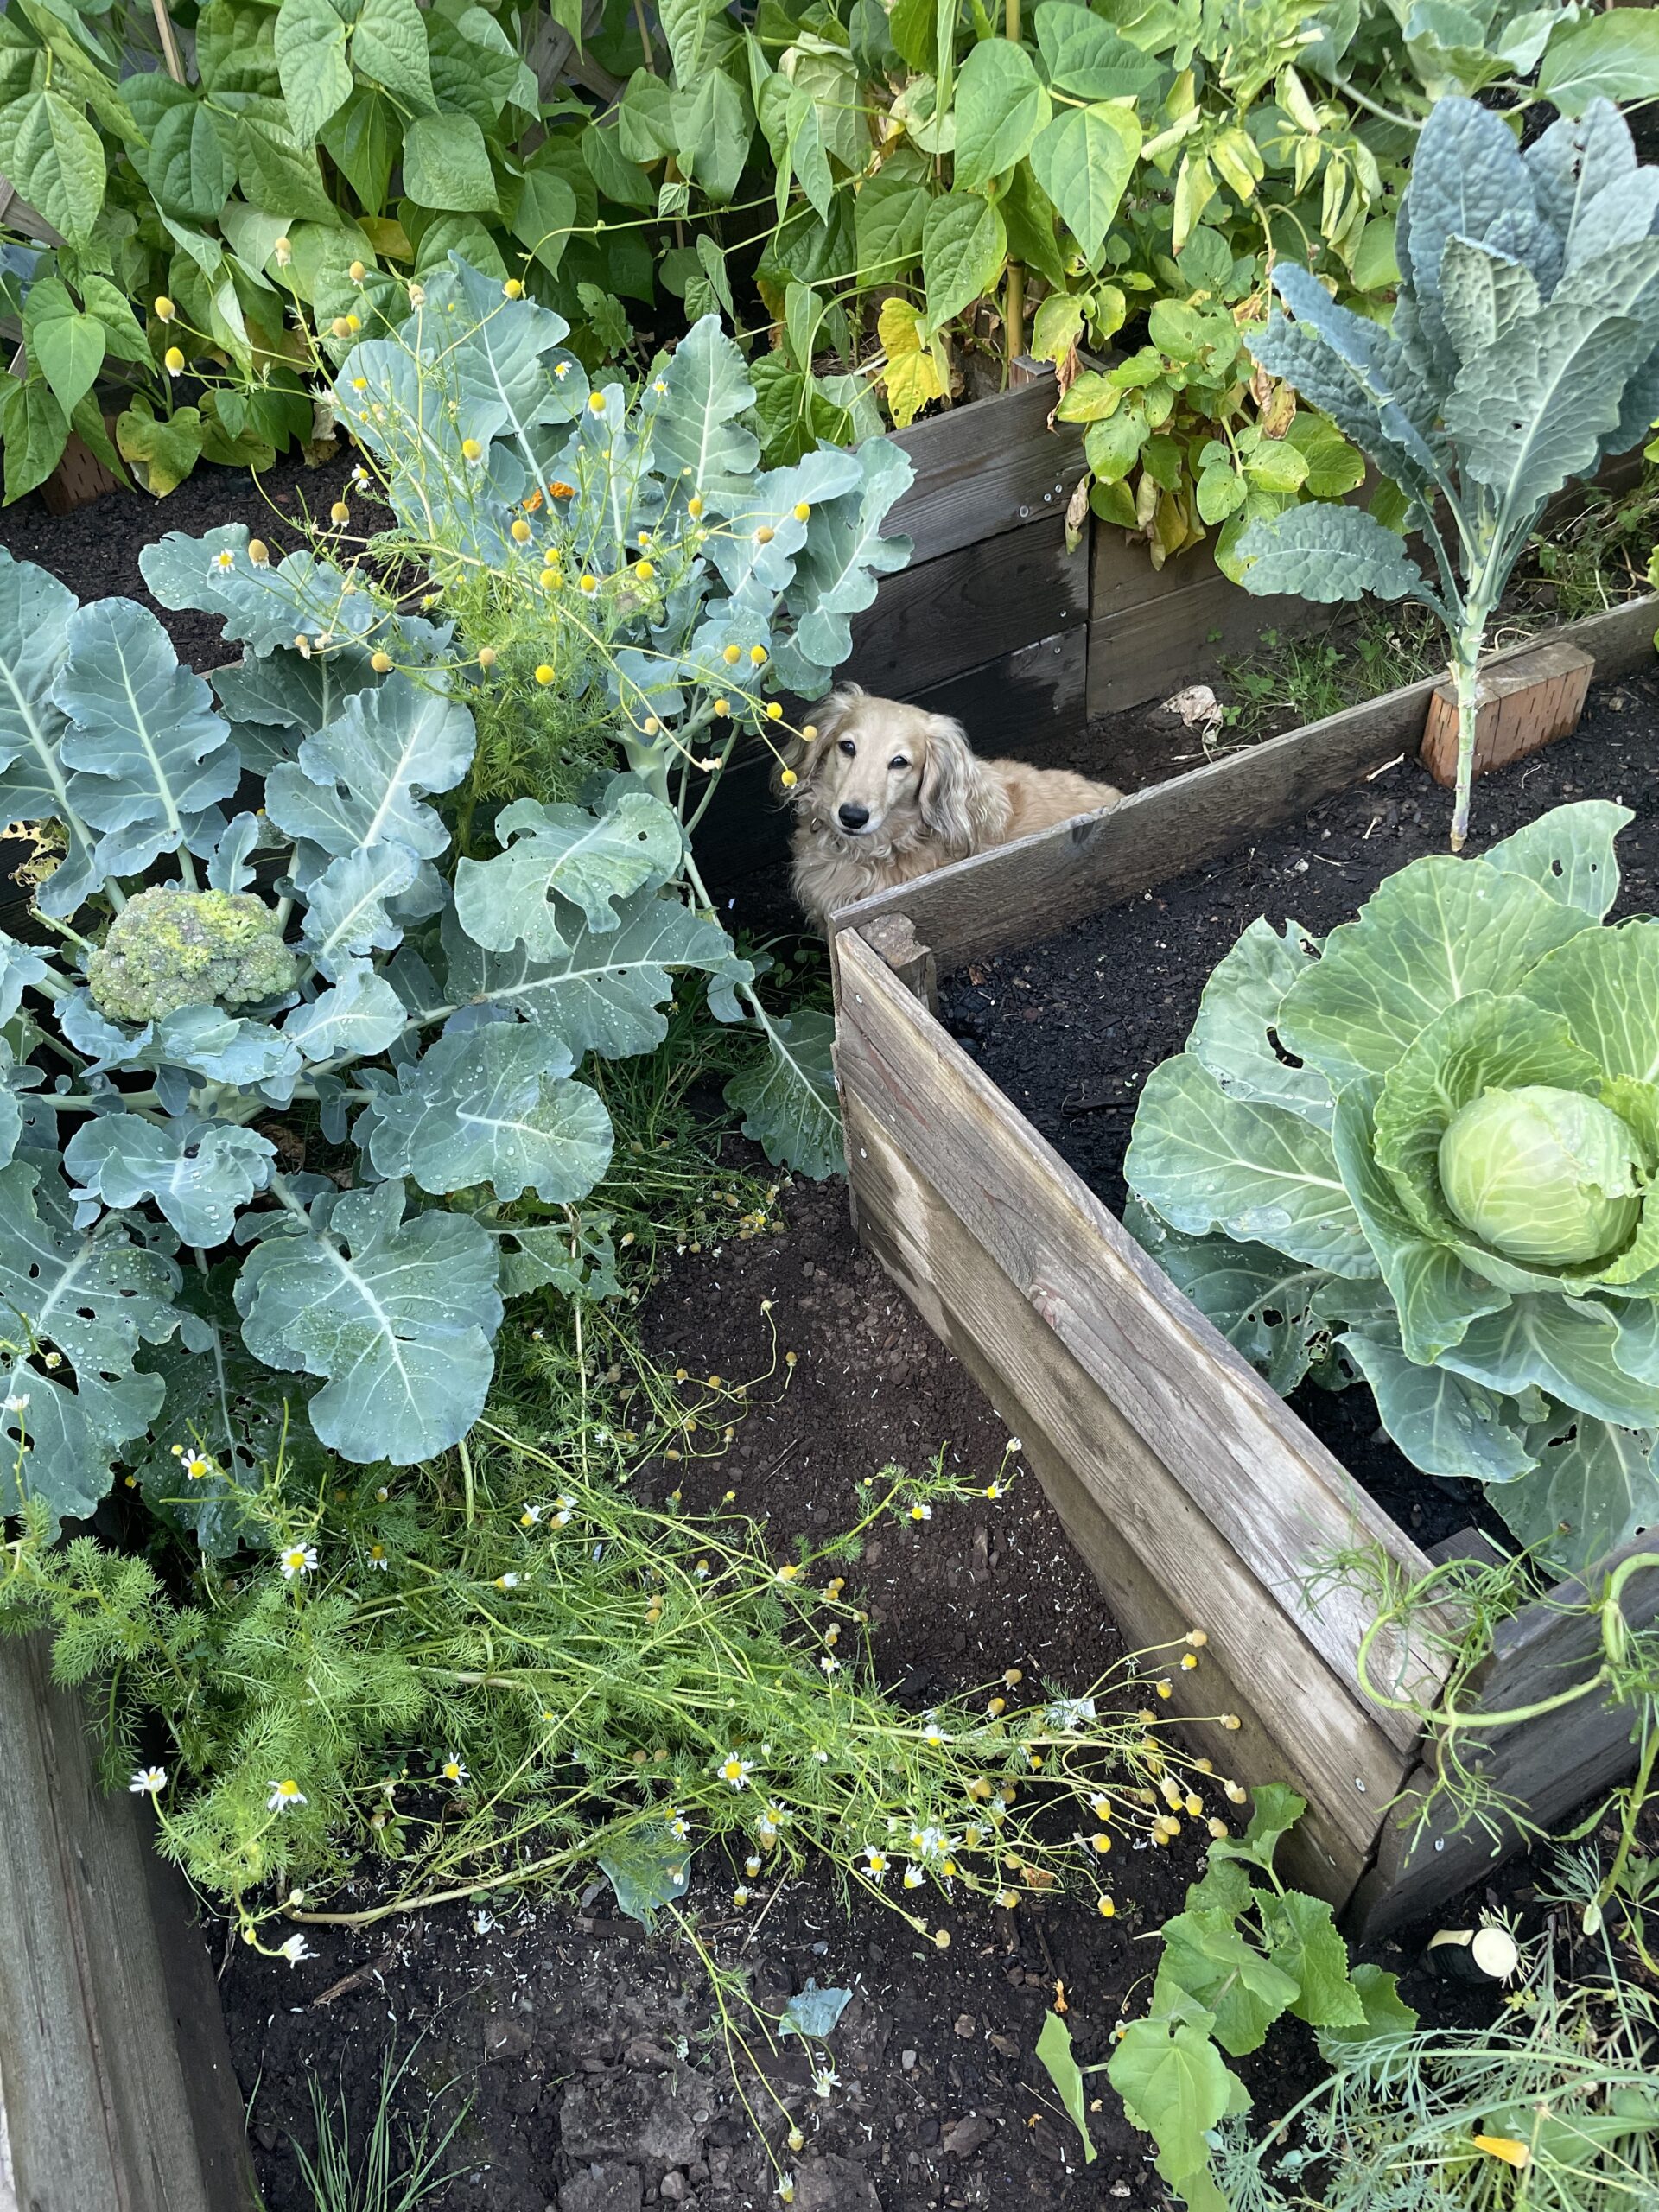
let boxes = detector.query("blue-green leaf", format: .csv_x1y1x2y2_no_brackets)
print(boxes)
1235,502,1435,609
64,1114,276,1247
453,791,683,960
724,1007,843,1179
283,960,408,1061
650,315,760,511
366,1022,613,1202
264,674,474,861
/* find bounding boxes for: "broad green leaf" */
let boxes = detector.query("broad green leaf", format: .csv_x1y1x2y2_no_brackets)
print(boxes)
53,595,239,878
1155,1910,1299,2056
599,1827,693,1925
1440,237,1541,367
274,0,352,144
920,189,1007,333
1316,1963,1418,2063
671,71,748,206
1395,97,1542,369
1235,500,1433,608
24,279,105,417
1539,10,1659,117
441,889,753,1057
454,791,683,960
366,1022,613,1202
146,99,238,224
1254,264,1445,495
264,673,473,862
1033,3,1161,97
724,1007,842,1179
497,1211,620,1300
220,94,336,221
115,399,205,497
352,0,435,113
1483,798,1630,920
1266,1891,1367,2031
953,38,1050,193
0,87,105,244
1124,1054,1376,1277
512,169,577,277
1187,917,1332,1128
233,1176,502,1464
1211,1781,1306,1873
1109,2015,1243,2194
322,86,399,213
1,1354,163,1530
1035,2012,1096,2164
1445,304,1648,517
1276,856,1592,1090
777,436,914,685
282,959,406,1061
2,374,67,506
0,550,99,919
1125,1200,1326,1397
1029,101,1139,264
1344,1325,1538,1483
1441,1296,1659,1431
652,314,760,508
63,1114,276,1248
1498,1407,1659,1577
301,840,421,977
1522,920,1659,1084
403,111,499,214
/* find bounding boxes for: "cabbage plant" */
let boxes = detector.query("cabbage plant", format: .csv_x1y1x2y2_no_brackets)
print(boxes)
1124,802,1659,1578
1233,93,1659,849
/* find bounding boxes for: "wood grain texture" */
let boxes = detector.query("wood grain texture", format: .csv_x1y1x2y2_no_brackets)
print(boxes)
884,365,1086,568
844,1085,1379,1901
830,596,1659,970
0,1634,257,2212
835,930,1458,1739
1086,566,1321,717
1421,638,1594,786
910,625,1090,751
845,514,1088,700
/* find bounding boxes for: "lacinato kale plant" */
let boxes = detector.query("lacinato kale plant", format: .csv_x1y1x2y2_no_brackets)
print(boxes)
1234,94,1659,847
0,260,912,1535
1125,802,1659,1580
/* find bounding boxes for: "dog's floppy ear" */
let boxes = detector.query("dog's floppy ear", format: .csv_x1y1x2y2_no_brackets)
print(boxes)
918,713,1001,855
775,683,862,797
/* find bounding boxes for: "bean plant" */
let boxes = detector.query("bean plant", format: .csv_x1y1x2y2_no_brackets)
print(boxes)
0,257,907,1527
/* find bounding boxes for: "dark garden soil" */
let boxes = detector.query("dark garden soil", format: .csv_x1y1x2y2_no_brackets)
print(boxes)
940,667,1659,1549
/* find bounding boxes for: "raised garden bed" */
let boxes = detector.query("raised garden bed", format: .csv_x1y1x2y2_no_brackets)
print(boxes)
828,594,1659,1936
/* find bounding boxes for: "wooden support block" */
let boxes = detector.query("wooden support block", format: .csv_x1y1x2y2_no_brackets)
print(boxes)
1421,638,1593,788
857,912,938,1014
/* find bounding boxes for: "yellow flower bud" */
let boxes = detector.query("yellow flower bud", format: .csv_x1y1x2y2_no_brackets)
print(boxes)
579,574,597,593
779,766,798,788
512,518,532,543
714,697,730,716
477,645,498,669
351,376,368,391
330,501,350,524
687,494,703,517
504,277,524,299
766,702,783,721
346,313,360,330
332,316,353,339
274,235,293,264
755,524,774,543
588,391,607,413
1097,1895,1116,1917
164,346,185,374
793,501,810,521
371,651,392,674
802,723,818,741
461,437,483,461
247,539,270,566
749,644,767,665
634,559,654,580
154,296,175,321
348,260,366,283
535,664,555,685
722,643,741,664
643,716,660,735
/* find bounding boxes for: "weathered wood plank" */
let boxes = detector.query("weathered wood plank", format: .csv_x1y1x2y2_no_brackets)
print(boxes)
884,365,1085,568
844,1086,1382,1899
846,514,1088,701
1086,566,1322,718
831,596,1659,970
910,625,1089,750
0,1634,257,2212
835,930,1459,1738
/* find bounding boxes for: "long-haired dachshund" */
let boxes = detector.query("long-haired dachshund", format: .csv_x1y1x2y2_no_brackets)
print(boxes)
781,685,1122,931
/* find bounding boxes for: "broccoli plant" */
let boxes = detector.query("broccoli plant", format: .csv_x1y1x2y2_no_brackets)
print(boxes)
1123,802,1659,1580
1233,94,1659,848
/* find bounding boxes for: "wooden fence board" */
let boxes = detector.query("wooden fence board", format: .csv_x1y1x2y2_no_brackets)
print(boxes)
835,930,1458,1738
843,1086,1382,1899
911,625,1089,747
830,595,1659,972
885,367,1085,568
846,513,1088,700
1086,567,1321,718
0,1634,256,2212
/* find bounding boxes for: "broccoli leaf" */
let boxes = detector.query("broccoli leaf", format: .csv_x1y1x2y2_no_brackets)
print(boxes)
365,1021,613,1202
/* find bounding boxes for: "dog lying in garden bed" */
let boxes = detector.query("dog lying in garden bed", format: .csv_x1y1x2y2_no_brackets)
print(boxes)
785,685,1122,929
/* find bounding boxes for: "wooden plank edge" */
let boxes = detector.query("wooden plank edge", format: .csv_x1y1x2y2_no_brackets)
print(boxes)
834,929,1459,1729
830,594,1659,969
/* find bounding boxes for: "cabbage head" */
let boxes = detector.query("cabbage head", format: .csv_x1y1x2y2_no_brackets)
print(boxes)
1123,801,1659,1579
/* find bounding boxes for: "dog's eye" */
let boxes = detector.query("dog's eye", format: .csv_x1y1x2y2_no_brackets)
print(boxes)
838,739,856,757
890,756,909,771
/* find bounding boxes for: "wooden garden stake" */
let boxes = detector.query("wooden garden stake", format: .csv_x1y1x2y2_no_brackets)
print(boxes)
151,0,186,83
1003,0,1025,380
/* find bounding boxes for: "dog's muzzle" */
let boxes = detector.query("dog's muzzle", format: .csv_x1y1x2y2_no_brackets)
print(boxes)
837,803,871,832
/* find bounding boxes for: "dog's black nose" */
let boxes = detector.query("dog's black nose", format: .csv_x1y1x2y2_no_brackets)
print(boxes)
837,803,870,831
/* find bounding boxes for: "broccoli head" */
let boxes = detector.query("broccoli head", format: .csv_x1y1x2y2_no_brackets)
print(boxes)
87,886,299,1026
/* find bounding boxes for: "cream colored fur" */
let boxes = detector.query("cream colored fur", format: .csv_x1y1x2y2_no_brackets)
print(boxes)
782,686,1122,931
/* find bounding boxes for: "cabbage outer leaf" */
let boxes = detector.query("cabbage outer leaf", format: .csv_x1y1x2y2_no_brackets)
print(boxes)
1498,1405,1659,1578
1186,918,1332,1128
1343,1325,1539,1484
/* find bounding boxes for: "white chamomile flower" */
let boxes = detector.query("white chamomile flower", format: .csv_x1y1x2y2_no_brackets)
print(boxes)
267,1778,307,1812
670,1816,690,1841
494,1573,520,1590
864,1847,888,1879
440,1755,468,1785
213,549,236,571
902,1865,925,1890
909,1502,931,1522
279,1933,313,1967
811,2066,840,2099
184,1452,215,1481
277,1543,318,1580
366,1544,389,1571
819,1656,840,1675
715,1753,753,1790
521,1503,546,1525
3,1391,29,1413
129,1765,167,1795
745,1853,762,1877
1046,1696,1097,1729
920,1713,950,1749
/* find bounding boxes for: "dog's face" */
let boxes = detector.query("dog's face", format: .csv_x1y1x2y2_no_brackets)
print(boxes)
784,688,972,854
